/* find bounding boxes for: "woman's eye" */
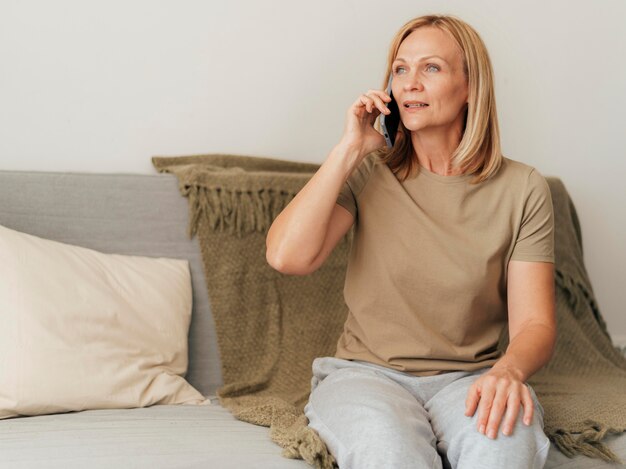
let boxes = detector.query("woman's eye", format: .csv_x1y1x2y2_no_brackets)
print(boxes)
393,64,439,74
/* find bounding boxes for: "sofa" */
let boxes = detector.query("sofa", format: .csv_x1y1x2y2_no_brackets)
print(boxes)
0,168,624,469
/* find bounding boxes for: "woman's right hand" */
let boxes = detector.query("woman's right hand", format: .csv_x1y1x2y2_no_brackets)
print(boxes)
338,89,393,159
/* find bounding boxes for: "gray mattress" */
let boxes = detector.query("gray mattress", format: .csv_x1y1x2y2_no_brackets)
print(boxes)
0,399,308,469
0,400,624,469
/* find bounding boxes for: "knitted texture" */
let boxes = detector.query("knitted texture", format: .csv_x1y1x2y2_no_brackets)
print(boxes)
152,153,626,466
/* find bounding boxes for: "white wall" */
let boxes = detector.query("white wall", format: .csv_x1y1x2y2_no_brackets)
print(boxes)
1,0,625,343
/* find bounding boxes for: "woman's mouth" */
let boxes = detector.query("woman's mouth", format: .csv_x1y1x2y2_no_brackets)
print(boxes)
403,103,429,113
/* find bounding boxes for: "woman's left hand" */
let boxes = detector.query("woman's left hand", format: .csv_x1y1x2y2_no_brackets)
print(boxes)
464,366,534,439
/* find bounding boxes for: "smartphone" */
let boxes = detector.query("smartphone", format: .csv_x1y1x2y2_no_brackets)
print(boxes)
380,74,400,148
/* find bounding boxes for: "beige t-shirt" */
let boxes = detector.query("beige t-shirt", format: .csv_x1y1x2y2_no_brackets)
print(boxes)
334,152,555,376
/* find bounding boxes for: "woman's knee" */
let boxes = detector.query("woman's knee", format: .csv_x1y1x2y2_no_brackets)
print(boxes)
305,407,443,469
341,439,444,469
305,366,443,468
441,404,549,469
426,375,549,468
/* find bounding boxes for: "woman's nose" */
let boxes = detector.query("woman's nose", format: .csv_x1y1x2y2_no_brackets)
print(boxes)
403,75,424,91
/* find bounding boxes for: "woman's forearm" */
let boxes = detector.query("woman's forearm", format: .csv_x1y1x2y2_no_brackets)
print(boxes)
491,324,557,382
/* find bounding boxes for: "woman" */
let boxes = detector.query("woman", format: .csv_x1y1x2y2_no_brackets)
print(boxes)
266,13,555,469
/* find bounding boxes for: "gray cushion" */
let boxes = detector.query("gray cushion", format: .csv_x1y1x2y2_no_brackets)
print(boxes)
0,170,222,396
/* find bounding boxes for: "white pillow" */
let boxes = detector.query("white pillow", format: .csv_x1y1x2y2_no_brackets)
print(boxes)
0,224,210,420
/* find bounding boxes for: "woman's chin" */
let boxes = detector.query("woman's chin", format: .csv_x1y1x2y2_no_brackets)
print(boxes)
402,122,428,132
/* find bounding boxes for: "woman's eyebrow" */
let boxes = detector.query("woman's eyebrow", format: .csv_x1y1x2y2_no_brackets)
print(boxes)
394,55,448,64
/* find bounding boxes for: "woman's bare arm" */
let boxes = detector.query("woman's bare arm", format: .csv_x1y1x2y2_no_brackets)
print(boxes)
265,141,360,274
266,86,391,274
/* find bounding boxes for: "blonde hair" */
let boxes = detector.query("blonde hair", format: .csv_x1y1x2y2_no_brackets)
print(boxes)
374,14,503,184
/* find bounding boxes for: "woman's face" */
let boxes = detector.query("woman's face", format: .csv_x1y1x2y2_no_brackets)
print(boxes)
391,26,468,133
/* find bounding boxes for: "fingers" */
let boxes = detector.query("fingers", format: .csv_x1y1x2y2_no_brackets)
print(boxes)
484,382,511,439
522,388,534,426
464,383,480,417
359,94,386,114
502,393,522,436
473,381,533,439
476,385,496,437
483,389,513,438
358,89,392,115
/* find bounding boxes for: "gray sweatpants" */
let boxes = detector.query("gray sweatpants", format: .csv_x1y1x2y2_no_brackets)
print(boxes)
304,356,550,469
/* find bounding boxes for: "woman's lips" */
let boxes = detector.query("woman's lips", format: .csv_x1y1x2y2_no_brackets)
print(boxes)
403,104,429,113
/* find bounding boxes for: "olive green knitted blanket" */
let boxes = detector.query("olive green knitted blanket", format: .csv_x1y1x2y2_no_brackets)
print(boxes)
152,153,626,467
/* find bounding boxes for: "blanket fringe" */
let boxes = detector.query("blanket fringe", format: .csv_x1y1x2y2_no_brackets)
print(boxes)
554,269,611,341
550,420,624,464
281,422,338,469
182,184,353,243
182,184,286,238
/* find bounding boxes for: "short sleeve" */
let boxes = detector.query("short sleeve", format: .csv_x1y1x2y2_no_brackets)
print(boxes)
334,152,378,221
336,180,357,219
510,168,555,263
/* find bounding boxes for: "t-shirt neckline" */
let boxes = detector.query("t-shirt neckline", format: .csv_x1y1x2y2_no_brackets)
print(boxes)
381,160,473,185
415,162,473,184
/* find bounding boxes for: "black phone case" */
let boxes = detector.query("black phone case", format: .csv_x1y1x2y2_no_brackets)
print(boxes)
381,74,400,148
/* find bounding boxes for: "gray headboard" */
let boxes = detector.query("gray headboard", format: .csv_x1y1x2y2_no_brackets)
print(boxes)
0,170,222,397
